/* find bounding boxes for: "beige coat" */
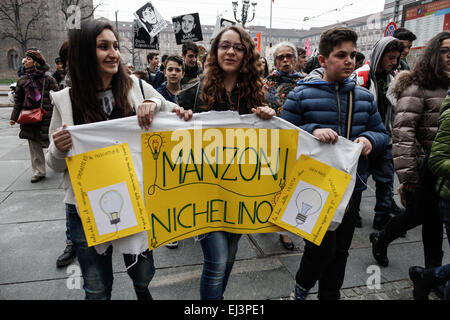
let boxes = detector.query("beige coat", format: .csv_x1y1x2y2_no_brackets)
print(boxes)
392,71,447,185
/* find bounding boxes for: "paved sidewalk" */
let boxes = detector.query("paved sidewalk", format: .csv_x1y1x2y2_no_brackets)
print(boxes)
0,107,448,300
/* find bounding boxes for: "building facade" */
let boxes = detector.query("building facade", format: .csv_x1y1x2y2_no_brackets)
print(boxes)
115,1,422,71
1,0,437,76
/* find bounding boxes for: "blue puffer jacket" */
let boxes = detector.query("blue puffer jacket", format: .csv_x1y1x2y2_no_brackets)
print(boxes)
281,68,389,191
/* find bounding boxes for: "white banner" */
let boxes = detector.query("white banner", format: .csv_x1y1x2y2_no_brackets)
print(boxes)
66,111,361,254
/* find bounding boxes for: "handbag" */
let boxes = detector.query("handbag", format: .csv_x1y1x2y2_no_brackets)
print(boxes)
17,77,46,124
17,107,46,124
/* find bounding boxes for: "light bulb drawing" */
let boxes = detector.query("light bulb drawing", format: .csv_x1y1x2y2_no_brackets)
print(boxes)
148,134,163,160
99,190,123,225
295,188,323,227
147,134,164,195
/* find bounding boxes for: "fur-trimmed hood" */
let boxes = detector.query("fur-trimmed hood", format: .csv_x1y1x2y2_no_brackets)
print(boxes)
392,70,415,100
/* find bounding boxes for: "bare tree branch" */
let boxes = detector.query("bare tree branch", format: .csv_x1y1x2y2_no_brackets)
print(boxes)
0,0,47,55
60,0,100,24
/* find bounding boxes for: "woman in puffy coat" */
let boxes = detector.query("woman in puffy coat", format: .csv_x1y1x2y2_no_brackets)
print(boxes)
370,32,450,276
9,50,59,182
408,92,450,300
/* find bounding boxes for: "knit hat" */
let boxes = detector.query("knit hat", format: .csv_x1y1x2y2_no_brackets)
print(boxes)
25,50,46,68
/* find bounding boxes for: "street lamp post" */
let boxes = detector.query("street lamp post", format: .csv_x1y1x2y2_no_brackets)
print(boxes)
232,1,257,28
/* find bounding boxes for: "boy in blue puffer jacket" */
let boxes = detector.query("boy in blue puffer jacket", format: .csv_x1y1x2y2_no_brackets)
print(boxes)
281,27,389,300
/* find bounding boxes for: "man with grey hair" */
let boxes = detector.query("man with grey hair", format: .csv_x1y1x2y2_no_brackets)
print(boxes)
263,41,304,250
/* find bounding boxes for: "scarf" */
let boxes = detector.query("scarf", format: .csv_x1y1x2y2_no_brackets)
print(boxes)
23,68,45,108
266,69,304,85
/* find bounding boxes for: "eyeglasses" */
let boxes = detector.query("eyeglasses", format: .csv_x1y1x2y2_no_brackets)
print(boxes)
218,42,246,53
439,47,450,55
276,53,295,61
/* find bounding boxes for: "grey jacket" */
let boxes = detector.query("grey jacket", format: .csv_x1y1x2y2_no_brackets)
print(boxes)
354,36,398,136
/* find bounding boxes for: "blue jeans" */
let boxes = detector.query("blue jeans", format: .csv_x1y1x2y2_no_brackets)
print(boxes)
67,204,155,300
199,231,242,300
368,145,394,219
65,208,72,244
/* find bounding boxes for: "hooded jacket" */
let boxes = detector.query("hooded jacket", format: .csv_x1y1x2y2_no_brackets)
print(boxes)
281,68,389,192
428,92,450,201
354,36,398,135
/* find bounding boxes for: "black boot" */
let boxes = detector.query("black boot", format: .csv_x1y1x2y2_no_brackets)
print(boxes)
369,231,389,267
391,200,405,216
56,242,76,268
135,288,153,300
372,214,392,230
409,266,437,300
425,252,445,299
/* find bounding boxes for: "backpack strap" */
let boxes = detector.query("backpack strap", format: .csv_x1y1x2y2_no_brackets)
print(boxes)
139,78,145,100
346,90,354,139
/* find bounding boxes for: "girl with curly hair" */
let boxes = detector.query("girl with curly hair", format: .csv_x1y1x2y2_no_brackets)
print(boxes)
176,25,275,300
176,25,269,117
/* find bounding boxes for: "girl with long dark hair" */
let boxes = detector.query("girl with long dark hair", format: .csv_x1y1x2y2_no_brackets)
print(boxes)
46,20,178,300
370,32,450,283
175,25,274,300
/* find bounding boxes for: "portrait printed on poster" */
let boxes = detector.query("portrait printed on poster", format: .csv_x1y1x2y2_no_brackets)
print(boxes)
172,13,203,45
133,20,159,50
133,2,167,38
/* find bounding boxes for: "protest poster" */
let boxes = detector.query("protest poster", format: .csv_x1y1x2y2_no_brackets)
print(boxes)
142,128,298,249
133,19,159,49
269,154,352,245
65,143,150,247
172,13,203,44
134,2,168,38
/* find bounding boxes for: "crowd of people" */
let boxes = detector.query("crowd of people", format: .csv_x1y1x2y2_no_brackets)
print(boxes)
8,18,450,301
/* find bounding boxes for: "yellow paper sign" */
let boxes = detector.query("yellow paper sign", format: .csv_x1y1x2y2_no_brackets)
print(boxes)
269,154,352,246
66,143,150,247
142,128,299,250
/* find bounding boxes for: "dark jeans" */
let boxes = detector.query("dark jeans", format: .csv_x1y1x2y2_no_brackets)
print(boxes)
295,191,361,300
367,145,395,219
380,166,443,268
65,208,72,244
438,197,450,244
199,231,242,300
67,204,155,300
437,198,450,300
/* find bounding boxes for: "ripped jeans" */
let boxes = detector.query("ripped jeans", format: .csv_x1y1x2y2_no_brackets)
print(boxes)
199,231,242,300
67,204,155,300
